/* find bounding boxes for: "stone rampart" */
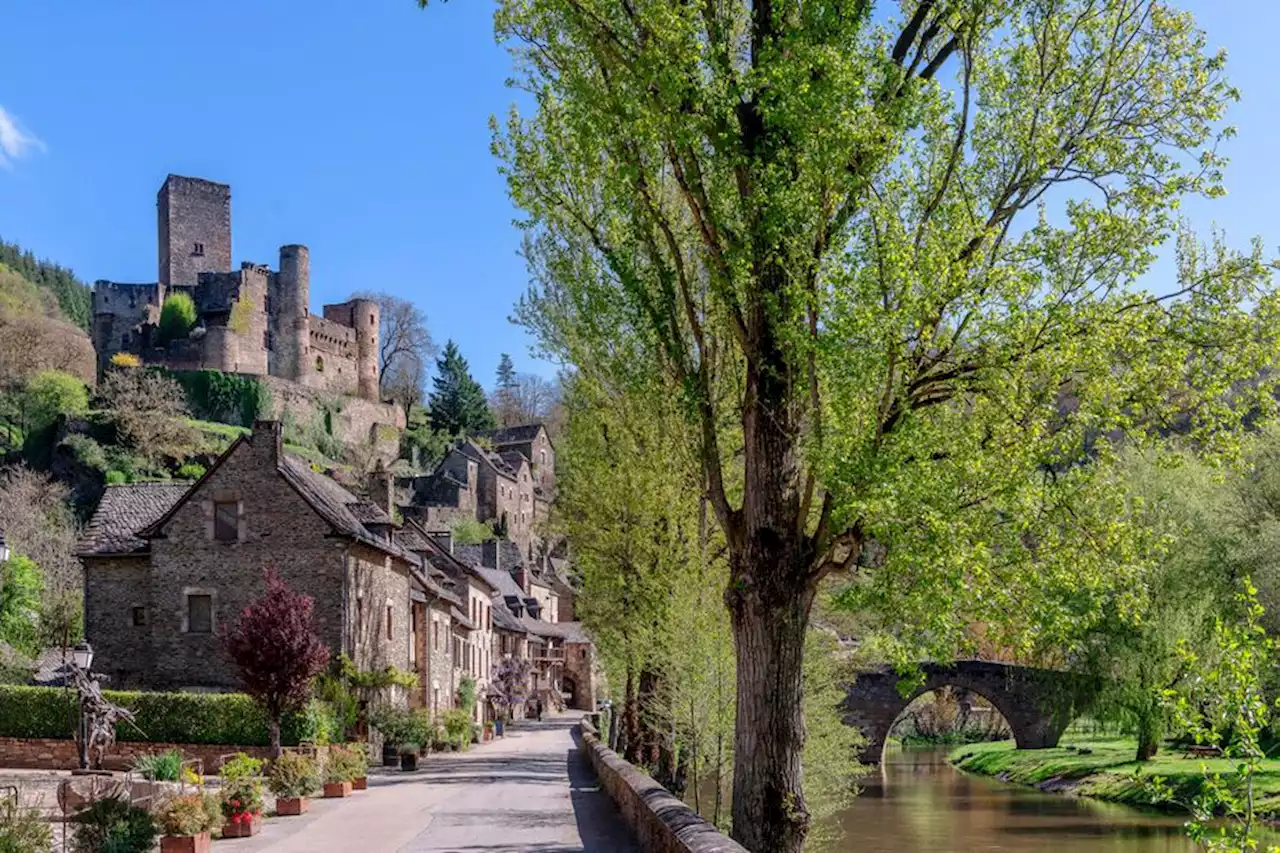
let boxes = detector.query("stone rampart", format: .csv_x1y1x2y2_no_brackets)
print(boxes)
577,717,748,853
261,375,403,464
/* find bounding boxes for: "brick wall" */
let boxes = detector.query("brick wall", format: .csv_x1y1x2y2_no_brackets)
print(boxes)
576,719,747,853
0,737,272,773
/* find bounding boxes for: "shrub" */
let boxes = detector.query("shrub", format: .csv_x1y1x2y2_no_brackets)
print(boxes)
442,709,473,750
158,293,197,345
323,745,364,783
176,462,206,481
25,370,89,431
295,698,341,746
451,518,494,545
109,352,142,369
219,752,264,781
130,749,183,781
0,793,52,853
155,793,219,837
218,752,265,826
70,794,156,853
171,370,271,427
0,685,317,745
61,433,108,471
104,470,128,485
267,752,319,799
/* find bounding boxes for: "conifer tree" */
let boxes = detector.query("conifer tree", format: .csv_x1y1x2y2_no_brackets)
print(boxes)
428,340,495,437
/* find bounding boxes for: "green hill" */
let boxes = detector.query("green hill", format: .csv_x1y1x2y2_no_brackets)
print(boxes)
0,238,92,331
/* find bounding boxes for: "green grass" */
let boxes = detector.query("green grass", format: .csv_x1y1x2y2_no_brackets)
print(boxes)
950,737,1280,816
186,418,348,470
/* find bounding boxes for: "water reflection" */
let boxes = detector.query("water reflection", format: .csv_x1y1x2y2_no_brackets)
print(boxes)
819,745,1196,853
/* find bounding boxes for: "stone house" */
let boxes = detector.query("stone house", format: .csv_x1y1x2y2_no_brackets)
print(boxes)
78,420,426,692
491,423,556,496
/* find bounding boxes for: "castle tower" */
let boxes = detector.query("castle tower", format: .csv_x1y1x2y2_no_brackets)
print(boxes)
157,175,231,290
349,297,380,402
273,245,310,382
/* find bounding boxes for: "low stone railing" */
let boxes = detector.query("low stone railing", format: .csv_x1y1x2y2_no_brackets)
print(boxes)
577,716,750,853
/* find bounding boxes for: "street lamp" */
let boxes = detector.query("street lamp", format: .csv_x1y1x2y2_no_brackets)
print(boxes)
71,642,94,770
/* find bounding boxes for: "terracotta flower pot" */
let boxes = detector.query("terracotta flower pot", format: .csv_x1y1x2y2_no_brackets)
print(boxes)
221,813,263,838
323,781,353,798
160,832,211,853
352,777,368,791
276,796,309,816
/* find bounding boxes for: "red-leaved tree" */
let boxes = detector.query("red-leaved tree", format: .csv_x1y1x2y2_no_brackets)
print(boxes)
222,569,330,755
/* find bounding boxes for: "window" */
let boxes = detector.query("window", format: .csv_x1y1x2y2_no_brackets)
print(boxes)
370,313,376,326
187,594,212,634
132,606,146,626
433,620,439,650
385,604,394,641
193,242,205,256
540,450,547,465
315,355,325,372
213,501,238,542
357,596,365,635
263,330,271,350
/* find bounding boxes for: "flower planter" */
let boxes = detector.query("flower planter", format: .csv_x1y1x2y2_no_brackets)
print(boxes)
221,813,262,838
323,781,353,798
483,729,493,742
400,753,418,772
160,832,212,853
276,797,309,816
352,777,368,791
382,742,399,767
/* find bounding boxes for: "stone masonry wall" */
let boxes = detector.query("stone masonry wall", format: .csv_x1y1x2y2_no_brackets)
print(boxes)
0,737,273,773
261,375,403,465
577,719,747,853
344,543,412,675
83,556,153,687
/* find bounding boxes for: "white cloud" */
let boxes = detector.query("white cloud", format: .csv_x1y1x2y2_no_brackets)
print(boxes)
0,106,45,168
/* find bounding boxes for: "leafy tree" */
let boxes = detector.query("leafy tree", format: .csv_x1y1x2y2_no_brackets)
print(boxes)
493,353,520,426
0,238,91,330
451,518,495,545
486,656,534,720
428,340,494,437
98,367,197,469
158,293,198,345
221,569,330,755
480,0,1280,845
24,370,88,432
0,554,43,656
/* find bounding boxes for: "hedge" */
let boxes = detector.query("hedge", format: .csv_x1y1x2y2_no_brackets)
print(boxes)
0,686,313,746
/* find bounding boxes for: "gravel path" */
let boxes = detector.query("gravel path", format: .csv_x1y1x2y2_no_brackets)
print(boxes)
220,713,640,853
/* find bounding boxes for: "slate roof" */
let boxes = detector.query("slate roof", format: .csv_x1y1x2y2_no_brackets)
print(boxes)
541,621,591,644
456,440,517,480
491,424,546,446
77,482,191,557
450,606,477,631
452,541,528,572
499,450,529,473
275,456,412,561
491,604,527,633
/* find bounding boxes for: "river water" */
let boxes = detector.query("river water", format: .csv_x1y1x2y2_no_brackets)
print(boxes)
818,745,1197,853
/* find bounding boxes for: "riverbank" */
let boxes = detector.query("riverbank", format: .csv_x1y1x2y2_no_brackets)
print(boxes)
949,737,1280,816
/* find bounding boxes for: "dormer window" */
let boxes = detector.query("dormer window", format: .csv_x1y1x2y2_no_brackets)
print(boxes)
193,242,205,256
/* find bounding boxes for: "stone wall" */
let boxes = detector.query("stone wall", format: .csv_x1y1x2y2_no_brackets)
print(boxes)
83,556,153,687
261,375,403,465
0,737,272,773
577,718,747,853
344,544,413,675
158,175,231,290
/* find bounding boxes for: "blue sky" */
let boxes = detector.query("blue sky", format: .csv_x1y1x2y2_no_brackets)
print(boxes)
1,2,1278,388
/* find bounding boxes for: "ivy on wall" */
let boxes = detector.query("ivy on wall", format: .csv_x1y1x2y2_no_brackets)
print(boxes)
170,370,272,427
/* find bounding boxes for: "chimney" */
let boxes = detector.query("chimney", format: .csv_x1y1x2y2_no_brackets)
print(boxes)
515,565,531,595
250,420,283,465
368,461,394,516
429,530,453,554
481,539,500,571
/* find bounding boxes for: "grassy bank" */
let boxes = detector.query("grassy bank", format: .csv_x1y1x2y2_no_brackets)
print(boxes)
950,738,1280,816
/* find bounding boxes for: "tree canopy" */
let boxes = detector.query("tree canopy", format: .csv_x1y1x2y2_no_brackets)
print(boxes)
428,340,495,436
480,0,1280,846
158,293,198,345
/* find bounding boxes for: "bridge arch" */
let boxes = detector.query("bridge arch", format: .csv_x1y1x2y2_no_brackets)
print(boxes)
842,661,1076,764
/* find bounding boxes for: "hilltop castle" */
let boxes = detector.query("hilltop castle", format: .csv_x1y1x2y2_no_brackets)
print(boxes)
93,174,380,401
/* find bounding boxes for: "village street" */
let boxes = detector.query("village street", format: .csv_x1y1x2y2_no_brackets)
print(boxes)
219,714,637,853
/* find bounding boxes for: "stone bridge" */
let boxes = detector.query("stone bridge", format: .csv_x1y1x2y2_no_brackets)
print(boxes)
842,660,1080,763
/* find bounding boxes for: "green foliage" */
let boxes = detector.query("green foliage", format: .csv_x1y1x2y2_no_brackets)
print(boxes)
0,554,43,656
428,340,494,436
228,293,255,335
458,677,477,716
24,370,89,431
171,370,272,427
324,745,366,783
0,238,91,330
441,709,474,750
451,518,494,545
70,794,156,853
219,753,264,782
369,706,436,749
130,749,183,781
294,698,341,746
266,751,319,799
0,792,52,853
61,433,108,471
802,631,864,847
155,793,220,837
158,293,198,345
0,685,317,745
104,470,127,485
176,462,206,481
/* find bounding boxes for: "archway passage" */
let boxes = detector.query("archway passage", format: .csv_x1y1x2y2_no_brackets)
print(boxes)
843,661,1078,764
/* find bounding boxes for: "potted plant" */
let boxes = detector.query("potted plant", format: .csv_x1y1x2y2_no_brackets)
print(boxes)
219,753,265,837
483,722,495,742
323,746,358,798
156,793,219,853
398,742,421,772
369,706,410,767
345,742,371,790
268,751,319,816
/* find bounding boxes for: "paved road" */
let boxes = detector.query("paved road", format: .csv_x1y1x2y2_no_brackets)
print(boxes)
221,714,640,853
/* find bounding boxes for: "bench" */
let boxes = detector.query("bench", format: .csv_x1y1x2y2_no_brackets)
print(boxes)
1183,744,1223,758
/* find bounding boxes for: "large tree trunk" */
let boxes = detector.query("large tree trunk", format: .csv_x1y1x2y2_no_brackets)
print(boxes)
269,716,282,758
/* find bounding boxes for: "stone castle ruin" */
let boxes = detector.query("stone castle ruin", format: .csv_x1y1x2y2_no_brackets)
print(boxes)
93,175,380,401
92,175,403,462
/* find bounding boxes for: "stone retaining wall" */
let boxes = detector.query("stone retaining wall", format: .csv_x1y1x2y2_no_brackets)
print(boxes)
0,737,274,773
577,717,749,853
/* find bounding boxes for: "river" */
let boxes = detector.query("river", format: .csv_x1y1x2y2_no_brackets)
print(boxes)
817,745,1197,853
